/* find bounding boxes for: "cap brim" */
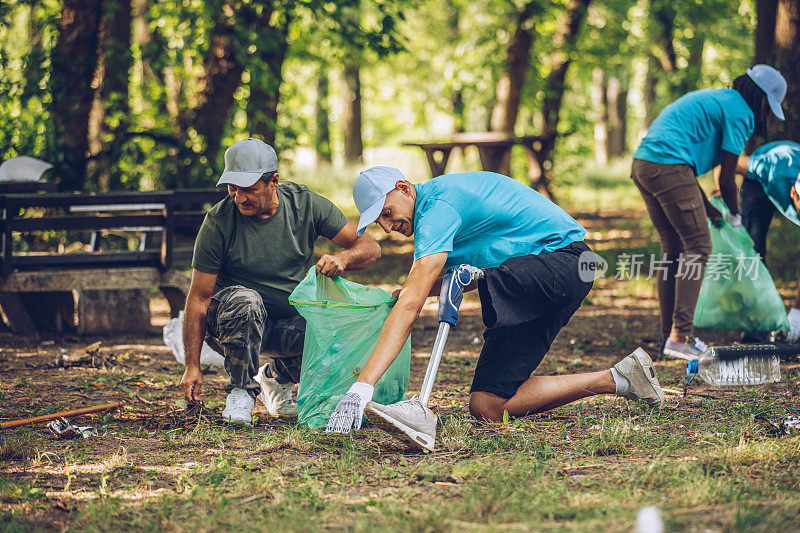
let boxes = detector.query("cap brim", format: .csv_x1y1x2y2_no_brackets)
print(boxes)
768,97,785,121
356,198,385,236
216,170,263,187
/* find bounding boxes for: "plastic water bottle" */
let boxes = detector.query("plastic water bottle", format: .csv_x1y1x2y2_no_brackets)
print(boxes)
686,345,781,386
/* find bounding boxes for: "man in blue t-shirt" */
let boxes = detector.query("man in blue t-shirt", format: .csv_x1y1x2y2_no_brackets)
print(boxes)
325,167,666,449
733,141,800,343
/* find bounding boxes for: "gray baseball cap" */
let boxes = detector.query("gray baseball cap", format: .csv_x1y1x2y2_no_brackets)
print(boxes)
216,138,278,187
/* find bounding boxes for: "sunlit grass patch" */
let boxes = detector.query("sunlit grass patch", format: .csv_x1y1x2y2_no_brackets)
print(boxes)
0,433,37,462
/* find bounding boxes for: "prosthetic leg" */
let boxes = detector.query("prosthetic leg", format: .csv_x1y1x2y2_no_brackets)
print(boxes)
419,264,482,405
365,264,482,451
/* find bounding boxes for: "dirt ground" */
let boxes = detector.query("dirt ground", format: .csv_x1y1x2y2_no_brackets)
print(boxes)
2,211,800,531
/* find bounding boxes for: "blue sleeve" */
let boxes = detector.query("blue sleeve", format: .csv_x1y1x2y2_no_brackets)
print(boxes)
413,200,462,261
721,104,754,156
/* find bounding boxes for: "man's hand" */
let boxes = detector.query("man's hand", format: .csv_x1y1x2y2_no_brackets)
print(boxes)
316,253,346,278
326,382,374,433
788,308,800,343
180,364,204,403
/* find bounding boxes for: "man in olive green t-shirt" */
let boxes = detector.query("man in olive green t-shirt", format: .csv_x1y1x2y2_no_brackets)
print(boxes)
179,139,380,425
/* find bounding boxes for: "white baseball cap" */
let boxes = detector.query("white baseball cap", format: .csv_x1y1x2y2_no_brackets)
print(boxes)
746,65,787,121
353,166,406,235
216,138,278,187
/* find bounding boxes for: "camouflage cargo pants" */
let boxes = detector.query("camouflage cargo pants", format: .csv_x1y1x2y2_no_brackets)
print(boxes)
205,286,305,397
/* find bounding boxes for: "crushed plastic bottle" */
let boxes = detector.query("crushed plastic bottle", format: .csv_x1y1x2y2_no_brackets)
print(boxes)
686,345,781,386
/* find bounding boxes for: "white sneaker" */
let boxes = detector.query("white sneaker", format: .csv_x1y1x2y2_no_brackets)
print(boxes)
614,348,666,408
254,363,297,417
663,337,708,360
365,397,438,451
221,388,255,425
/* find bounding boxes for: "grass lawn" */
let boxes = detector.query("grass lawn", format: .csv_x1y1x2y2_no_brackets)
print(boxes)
2,158,800,531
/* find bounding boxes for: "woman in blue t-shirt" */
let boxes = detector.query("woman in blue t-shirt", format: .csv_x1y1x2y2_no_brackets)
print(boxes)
631,65,786,359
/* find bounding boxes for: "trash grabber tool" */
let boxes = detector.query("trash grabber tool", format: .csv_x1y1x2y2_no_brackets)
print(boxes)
418,264,482,406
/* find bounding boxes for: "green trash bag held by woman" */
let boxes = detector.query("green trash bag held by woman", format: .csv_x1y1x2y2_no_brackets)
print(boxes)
694,197,789,332
289,268,411,429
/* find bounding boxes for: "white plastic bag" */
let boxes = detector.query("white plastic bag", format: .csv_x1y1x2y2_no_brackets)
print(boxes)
163,311,225,369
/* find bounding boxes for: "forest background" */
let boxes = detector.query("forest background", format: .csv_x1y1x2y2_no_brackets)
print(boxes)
1,0,799,204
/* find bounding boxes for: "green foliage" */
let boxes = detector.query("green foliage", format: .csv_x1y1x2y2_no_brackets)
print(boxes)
0,0,758,191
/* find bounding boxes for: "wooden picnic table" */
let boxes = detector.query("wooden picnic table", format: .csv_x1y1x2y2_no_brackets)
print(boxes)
404,132,555,179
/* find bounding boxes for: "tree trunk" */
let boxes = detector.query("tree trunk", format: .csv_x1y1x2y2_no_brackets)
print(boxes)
91,0,133,191
591,68,608,166
342,64,363,164
755,0,778,64
315,69,332,165
446,0,465,133
641,0,677,134
652,2,676,74
489,2,536,133
50,0,105,191
771,0,800,142
643,55,658,129
245,8,290,145
678,31,704,95
193,3,245,172
606,75,627,157
451,91,465,133
534,0,591,199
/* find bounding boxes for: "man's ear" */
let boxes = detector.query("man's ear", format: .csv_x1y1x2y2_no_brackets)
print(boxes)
396,180,411,195
271,172,280,185
791,184,799,201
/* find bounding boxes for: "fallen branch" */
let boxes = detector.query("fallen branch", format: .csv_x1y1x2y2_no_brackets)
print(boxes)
0,401,124,429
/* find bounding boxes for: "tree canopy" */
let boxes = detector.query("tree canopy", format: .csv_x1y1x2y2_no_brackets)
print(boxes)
1,0,796,192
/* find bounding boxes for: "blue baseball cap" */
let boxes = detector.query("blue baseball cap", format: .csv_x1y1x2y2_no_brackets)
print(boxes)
353,166,406,235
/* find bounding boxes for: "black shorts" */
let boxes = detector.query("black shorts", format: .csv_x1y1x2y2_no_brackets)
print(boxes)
471,241,593,399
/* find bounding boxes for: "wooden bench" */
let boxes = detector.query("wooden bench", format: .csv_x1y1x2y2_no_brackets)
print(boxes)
0,189,225,336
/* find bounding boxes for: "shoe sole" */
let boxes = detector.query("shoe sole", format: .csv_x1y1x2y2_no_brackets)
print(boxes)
662,347,698,361
221,413,251,426
364,405,436,452
632,347,666,408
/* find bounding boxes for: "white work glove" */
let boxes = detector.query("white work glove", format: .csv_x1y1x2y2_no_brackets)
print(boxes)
788,308,800,343
326,382,374,433
724,212,742,228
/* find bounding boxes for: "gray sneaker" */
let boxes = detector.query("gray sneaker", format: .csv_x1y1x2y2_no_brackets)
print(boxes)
614,348,666,408
663,337,708,360
221,388,255,425
254,363,297,417
364,397,438,451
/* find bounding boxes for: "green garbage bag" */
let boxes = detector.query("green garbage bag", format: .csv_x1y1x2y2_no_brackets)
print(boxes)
288,268,411,429
693,197,789,332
